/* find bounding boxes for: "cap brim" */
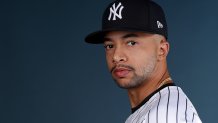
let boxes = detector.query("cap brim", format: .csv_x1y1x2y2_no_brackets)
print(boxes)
85,30,106,44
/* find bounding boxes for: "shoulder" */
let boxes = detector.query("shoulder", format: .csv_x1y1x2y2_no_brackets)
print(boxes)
148,86,202,123
125,86,202,123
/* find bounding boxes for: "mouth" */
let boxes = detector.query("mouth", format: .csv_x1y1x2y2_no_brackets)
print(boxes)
112,67,132,78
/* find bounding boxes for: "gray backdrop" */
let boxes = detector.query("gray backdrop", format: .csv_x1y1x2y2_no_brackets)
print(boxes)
1,0,218,122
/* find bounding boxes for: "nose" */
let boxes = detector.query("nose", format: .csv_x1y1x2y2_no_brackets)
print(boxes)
112,47,127,64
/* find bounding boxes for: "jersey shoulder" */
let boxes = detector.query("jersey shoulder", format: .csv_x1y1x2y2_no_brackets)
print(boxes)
125,86,202,123
148,86,202,123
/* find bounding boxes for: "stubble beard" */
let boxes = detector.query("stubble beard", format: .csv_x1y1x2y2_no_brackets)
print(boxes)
113,56,157,89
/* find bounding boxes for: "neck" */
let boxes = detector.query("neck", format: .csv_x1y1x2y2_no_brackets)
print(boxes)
127,67,172,108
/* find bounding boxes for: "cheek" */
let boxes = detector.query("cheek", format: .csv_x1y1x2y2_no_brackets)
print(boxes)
105,53,113,68
129,50,148,62
128,52,146,68
130,51,156,68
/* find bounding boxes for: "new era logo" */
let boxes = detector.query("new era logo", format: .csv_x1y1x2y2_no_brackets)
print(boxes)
157,21,163,28
108,2,124,21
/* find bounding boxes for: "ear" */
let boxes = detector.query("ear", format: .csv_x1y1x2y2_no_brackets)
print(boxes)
157,39,170,61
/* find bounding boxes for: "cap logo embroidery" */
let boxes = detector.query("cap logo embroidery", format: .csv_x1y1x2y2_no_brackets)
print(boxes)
108,2,124,21
157,21,163,28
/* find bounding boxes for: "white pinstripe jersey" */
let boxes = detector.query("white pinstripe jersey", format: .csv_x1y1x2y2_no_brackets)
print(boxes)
125,84,202,123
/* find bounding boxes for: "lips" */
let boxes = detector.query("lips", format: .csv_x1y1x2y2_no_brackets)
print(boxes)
113,67,131,78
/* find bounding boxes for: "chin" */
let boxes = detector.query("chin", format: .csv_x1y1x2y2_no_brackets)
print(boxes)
114,78,137,89
113,78,128,87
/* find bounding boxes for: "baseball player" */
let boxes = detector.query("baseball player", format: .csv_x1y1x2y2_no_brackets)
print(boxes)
85,0,202,123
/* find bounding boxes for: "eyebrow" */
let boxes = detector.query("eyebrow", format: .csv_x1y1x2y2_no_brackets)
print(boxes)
103,33,139,42
103,37,111,42
122,33,139,39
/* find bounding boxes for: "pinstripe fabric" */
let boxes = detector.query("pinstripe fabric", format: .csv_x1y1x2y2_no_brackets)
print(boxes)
176,87,179,123
125,86,202,123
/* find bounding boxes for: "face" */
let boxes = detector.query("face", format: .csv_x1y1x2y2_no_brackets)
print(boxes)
103,31,161,89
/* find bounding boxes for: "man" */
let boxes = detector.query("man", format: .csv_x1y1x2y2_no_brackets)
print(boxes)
85,0,202,123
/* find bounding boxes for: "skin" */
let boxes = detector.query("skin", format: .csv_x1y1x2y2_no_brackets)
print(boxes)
103,31,172,108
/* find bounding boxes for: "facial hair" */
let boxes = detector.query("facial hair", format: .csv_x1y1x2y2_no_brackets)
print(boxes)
112,55,157,89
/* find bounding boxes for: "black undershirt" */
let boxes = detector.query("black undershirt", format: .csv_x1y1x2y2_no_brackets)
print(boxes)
131,83,176,113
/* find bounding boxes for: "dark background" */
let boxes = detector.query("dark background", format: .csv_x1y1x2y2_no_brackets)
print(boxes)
1,0,218,122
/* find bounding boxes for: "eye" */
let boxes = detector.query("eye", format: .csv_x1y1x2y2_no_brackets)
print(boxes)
104,44,114,50
127,41,137,46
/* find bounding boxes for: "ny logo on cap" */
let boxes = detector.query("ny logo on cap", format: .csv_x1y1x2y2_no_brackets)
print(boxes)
157,21,163,28
108,2,124,21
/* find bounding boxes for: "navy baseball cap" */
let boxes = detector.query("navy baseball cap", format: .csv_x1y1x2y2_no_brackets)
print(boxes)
85,0,168,44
